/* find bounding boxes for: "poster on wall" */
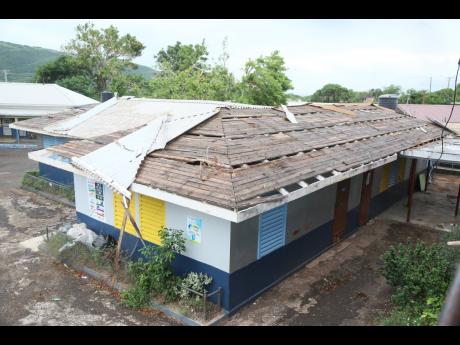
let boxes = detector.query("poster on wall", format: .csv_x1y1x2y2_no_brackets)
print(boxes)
186,216,202,244
87,178,105,221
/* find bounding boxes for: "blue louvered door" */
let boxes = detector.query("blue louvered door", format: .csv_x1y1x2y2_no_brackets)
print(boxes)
258,205,287,259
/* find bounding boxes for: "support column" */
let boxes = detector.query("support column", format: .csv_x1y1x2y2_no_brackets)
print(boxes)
14,118,19,143
455,184,460,217
406,159,417,223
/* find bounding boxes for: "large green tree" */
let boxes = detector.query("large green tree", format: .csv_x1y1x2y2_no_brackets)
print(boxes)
34,55,97,98
64,22,145,94
236,51,293,106
155,41,209,72
310,84,354,103
148,40,237,101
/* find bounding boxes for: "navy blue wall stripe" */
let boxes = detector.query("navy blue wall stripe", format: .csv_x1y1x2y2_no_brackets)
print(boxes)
76,212,231,310
39,162,74,186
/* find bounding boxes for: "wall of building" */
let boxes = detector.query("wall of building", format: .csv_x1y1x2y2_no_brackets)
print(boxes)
225,156,422,313
72,157,426,313
39,162,74,186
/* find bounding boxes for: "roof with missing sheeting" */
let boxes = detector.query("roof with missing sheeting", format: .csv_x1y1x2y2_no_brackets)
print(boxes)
45,103,444,211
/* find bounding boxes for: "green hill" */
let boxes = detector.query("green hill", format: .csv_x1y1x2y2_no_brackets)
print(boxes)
0,41,155,82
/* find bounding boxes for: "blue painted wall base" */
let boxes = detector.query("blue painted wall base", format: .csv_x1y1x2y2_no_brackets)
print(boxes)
76,212,230,310
39,163,74,186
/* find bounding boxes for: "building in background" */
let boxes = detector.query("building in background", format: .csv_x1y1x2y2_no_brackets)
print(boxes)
0,82,98,143
25,101,443,314
397,104,460,135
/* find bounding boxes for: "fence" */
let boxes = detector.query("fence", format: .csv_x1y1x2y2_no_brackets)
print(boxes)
22,171,75,202
182,286,222,321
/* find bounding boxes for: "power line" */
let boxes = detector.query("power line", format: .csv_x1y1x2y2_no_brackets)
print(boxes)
431,58,460,181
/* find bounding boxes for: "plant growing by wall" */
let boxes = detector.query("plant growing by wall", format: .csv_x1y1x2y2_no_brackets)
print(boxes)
179,272,213,301
121,227,186,308
21,170,75,202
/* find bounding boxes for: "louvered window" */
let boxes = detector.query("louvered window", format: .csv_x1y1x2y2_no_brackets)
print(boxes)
258,205,287,259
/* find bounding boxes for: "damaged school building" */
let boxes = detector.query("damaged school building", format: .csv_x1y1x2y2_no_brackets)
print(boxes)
14,96,445,314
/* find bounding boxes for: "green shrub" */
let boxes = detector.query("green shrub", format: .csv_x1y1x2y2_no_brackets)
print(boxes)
120,285,151,309
382,241,452,308
379,296,443,326
179,272,213,301
121,227,186,307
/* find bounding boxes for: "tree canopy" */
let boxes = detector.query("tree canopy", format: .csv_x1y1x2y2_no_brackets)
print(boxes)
237,51,293,106
155,41,209,73
64,22,145,95
310,84,354,103
148,40,237,101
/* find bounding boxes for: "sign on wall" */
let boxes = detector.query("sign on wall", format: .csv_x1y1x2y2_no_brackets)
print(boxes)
87,178,105,221
186,216,202,244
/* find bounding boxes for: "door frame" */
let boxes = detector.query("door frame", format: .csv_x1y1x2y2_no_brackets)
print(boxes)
332,178,351,243
358,170,374,226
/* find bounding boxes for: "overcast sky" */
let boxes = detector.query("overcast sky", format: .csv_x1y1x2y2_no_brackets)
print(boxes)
1,19,460,95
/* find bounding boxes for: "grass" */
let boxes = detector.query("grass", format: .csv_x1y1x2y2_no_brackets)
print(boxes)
21,170,75,202
40,232,130,280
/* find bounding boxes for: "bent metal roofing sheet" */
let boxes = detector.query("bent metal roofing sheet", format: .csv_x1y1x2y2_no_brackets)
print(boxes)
43,103,444,212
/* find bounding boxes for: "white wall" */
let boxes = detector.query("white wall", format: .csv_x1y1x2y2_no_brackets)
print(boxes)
165,203,231,273
74,173,231,273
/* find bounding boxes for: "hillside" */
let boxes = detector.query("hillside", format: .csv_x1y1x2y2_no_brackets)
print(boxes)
0,41,155,82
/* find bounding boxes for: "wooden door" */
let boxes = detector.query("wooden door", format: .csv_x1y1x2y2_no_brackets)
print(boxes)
359,170,374,226
332,179,351,243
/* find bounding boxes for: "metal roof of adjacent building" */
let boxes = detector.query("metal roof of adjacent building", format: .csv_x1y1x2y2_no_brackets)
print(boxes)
397,104,460,123
44,102,444,211
0,82,99,117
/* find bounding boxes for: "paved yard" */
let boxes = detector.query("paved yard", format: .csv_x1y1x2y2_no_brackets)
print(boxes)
1,148,457,325
0,148,179,325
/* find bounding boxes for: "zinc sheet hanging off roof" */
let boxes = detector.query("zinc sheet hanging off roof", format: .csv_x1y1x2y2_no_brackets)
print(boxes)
44,103,445,211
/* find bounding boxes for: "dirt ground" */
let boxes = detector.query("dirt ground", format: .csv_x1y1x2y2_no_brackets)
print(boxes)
0,148,179,326
1,148,457,326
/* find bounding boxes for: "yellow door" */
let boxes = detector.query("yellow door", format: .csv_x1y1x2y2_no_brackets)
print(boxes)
139,194,165,245
380,163,391,193
113,193,137,236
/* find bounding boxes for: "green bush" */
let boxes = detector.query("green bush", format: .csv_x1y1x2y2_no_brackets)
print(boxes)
381,228,460,326
179,272,213,301
382,241,452,307
121,227,186,308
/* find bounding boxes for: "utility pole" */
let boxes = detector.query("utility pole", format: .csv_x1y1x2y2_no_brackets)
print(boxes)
448,77,451,89
2,70,8,82
429,76,432,93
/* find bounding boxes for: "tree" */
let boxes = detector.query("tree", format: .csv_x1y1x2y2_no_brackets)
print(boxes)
148,40,237,101
381,84,402,95
155,41,209,72
310,84,354,103
64,22,145,94
34,55,98,98
236,51,293,106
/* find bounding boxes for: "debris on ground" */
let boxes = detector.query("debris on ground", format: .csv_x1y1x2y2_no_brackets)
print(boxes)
57,223,107,252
